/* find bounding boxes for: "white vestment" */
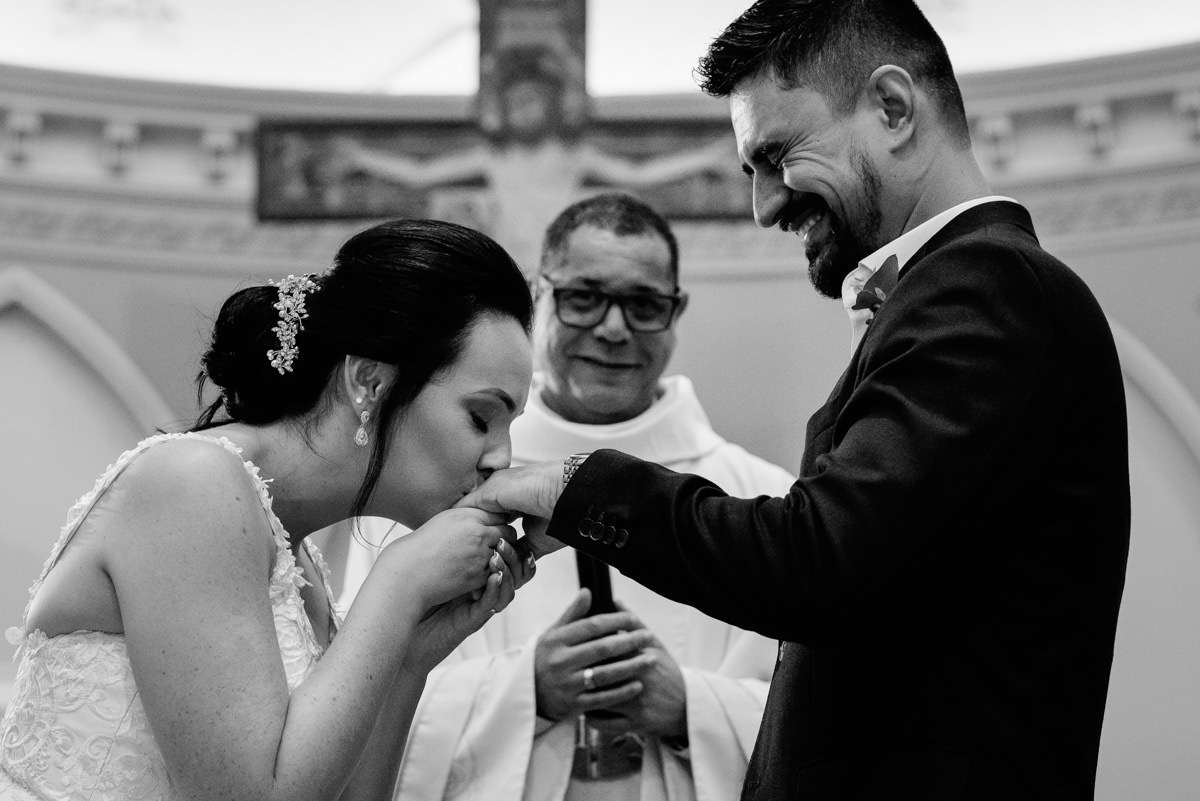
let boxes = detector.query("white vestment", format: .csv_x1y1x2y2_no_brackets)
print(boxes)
348,375,794,801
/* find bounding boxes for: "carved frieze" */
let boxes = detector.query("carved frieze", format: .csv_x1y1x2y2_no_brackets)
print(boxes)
0,187,357,273
5,161,1197,279
0,42,1198,272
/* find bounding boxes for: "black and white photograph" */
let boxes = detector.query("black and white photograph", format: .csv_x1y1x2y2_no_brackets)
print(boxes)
1,1,1199,799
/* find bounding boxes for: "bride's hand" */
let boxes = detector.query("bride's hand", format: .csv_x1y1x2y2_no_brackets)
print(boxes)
403,536,528,672
382,507,516,611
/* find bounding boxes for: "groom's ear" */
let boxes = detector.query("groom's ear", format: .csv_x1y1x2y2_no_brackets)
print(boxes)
342,355,394,404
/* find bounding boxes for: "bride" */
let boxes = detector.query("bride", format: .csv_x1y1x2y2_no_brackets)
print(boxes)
0,219,537,801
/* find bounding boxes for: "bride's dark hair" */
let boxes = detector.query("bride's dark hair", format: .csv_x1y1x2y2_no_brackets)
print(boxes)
194,218,533,515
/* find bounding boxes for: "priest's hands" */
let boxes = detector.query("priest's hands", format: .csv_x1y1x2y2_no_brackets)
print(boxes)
597,607,687,739
534,590,657,722
534,594,688,740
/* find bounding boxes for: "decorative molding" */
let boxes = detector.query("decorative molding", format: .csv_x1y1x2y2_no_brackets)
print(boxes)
200,128,237,184
1075,103,1115,158
1175,89,1200,142
3,109,41,166
0,195,356,275
976,114,1015,170
1,42,1199,201
958,41,1200,115
102,119,139,176
3,41,1196,126
2,159,1199,280
0,266,174,429
673,163,1200,272
0,63,473,123
1013,160,1200,242
0,42,1197,272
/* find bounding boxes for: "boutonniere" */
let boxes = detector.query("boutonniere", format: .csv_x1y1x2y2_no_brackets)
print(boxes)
850,254,900,318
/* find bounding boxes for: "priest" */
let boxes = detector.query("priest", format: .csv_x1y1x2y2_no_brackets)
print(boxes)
393,193,794,801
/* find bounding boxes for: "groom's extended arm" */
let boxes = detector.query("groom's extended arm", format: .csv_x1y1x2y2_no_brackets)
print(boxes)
461,241,1079,643
541,242,1061,643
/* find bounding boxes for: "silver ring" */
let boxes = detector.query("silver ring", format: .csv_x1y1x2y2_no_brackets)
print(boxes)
582,667,596,691
514,539,537,574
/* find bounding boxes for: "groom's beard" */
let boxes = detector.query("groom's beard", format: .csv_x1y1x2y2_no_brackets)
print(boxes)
808,151,885,300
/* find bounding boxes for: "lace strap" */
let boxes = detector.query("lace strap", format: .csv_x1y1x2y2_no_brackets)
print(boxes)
11,432,288,640
303,538,344,633
13,433,171,640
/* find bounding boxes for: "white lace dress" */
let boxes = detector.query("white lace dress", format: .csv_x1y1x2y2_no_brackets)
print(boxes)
0,433,340,801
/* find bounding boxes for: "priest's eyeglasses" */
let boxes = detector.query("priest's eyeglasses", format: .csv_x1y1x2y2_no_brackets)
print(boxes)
538,278,683,333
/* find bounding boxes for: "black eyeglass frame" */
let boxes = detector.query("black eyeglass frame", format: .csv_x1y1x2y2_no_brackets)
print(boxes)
535,276,685,333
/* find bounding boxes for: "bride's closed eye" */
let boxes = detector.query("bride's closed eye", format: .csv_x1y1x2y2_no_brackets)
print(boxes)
470,412,489,434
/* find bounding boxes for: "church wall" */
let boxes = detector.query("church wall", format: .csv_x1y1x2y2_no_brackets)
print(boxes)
5,255,283,426
1097,369,1200,801
1064,232,1200,407
671,266,844,473
2,45,1200,795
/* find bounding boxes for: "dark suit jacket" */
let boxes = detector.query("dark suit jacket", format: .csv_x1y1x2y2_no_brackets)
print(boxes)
547,202,1130,800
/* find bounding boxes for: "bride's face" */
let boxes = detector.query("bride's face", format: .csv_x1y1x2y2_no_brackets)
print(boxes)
375,313,532,527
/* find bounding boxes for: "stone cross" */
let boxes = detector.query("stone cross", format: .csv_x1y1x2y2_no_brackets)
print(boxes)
256,0,746,270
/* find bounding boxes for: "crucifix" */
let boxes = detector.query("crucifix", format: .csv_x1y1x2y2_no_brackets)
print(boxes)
256,0,748,270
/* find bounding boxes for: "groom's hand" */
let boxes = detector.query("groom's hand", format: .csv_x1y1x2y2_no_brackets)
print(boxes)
459,460,566,518
457,461,570,559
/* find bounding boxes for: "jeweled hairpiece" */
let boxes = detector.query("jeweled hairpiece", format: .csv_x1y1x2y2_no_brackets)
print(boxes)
266,273,321,374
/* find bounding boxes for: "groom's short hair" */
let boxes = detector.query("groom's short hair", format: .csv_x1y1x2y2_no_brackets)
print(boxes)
696,0,971,148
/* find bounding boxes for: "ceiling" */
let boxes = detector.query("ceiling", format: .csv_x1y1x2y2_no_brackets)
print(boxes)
2,0,1198,96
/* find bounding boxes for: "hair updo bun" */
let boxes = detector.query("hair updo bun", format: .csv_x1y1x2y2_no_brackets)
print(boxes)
191,219,533,516
195,278,336,427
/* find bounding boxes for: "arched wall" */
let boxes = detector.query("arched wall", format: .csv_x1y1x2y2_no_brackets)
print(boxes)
1097,322,1200,800
0,267,171,705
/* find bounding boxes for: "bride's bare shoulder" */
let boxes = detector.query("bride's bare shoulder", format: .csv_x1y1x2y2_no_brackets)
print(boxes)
101,435,275,555
118,436,253,496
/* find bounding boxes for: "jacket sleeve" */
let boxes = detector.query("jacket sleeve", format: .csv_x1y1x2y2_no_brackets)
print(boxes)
546,241,1053,643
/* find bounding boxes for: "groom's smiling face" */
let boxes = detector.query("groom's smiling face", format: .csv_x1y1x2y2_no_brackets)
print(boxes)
731,73,885,299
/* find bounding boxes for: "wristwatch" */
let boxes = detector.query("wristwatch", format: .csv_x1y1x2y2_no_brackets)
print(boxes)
562,451,591,489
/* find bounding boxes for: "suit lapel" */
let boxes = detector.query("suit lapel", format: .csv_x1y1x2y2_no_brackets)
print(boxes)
801,344,866,475
802,201,1037,478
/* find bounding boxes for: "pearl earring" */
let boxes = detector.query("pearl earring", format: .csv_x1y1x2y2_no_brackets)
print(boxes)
354,409,370,447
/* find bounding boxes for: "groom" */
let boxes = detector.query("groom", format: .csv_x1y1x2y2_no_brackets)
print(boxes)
462,1,1130,799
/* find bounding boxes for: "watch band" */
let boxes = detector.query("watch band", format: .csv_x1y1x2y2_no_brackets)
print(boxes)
562,451,591,489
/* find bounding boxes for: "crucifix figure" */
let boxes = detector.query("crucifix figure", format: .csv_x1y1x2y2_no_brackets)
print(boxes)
257,0,745,269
